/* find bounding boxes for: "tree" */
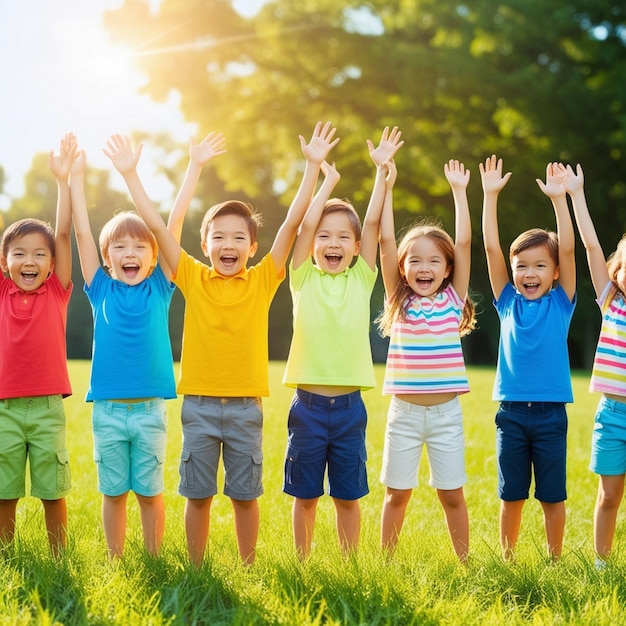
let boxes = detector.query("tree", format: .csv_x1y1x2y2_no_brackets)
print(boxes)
101,0,626,366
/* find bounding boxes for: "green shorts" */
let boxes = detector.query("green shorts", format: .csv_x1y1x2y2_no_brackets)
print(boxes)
0,395,71,500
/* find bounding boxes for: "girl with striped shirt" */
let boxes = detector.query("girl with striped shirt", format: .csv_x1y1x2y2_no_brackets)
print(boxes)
377,159,476,562
569,163,626,568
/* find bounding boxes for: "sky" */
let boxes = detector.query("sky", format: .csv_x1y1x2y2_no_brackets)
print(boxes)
0,0,266,210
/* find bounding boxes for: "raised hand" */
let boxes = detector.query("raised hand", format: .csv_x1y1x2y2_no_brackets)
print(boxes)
444,159,470,190
189,131,227,167
70,149,87,177
479,154,511,194
563,163,584,196
383,158,397,190
300,121,340,165
49,132,77,180
367,126,404,167
536,162,567,199
103,134,142,175
321,160,341,188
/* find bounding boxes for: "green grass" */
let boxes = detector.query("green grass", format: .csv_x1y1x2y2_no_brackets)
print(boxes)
3,362,626,625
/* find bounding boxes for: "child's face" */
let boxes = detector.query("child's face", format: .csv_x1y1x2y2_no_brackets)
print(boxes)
511,244,558,300
312,212,360,275
0,232,54,291
103,235,155,285
401,236,450,299
201,214,258,276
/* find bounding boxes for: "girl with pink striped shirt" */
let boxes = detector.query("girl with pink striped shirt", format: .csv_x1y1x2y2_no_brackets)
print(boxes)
377,159,476,562
569,163,626,568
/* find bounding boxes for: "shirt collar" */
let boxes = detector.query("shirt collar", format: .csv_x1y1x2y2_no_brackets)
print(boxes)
7,279,48,295
207,266,249,281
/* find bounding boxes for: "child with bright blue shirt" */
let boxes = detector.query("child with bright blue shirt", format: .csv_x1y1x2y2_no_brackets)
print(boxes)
70,146,176,558
480,155,576,561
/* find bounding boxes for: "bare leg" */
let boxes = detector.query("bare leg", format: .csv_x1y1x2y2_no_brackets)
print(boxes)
540,500,566,560
594,475,625,561
0,499,19,549
292,497,319,560
333,497,360,555
500,499,525,561
136,493,165,555
231,498,259,565
437,487,469,562
380,487,412,553
102,493,129,559
42,498,67,558
184,496,212,567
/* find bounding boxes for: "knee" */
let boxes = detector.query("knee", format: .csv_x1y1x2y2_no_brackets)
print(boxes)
598,488,623,510
385,488,412,508
437,488,465,509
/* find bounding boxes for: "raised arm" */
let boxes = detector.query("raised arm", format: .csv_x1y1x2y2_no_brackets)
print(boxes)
566,164,608,298
167,132,226,243
361,127,404,269
291,160,341,269
536,162,576,302
103,134,180,278
480,155,512,300
378,159,400,297
69,149,100,286
444,160,471,299
270,121,340,272
49,132,77,289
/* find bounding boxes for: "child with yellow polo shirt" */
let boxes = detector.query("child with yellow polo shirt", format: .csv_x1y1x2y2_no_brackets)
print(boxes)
104,123,339,566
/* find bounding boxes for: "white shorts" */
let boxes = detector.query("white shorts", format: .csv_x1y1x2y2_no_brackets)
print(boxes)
380,395,466,490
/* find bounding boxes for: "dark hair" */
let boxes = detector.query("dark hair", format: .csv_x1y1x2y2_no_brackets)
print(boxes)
200,200,262,244
319,198,362,240
1,218,55,259
509,228,559,265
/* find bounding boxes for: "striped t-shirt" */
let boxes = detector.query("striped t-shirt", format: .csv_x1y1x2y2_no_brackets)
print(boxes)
590,282,626,396
383,285,469,395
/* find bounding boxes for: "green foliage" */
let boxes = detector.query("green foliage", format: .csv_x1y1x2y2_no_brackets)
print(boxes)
3,0,626,365
2,363,626,624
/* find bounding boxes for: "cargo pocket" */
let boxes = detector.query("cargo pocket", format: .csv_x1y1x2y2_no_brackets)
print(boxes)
250,449,263,491
284,446,300,488
358,447,368,490
179,448,193,490
56,449,71,492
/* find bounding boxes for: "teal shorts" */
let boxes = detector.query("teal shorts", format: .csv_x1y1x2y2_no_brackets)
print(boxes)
0,395,71,500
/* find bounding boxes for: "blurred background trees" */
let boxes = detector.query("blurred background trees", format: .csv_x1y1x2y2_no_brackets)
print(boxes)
2,0,625,366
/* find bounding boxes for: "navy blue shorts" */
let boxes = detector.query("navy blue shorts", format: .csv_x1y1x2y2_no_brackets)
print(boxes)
495,401,567,503
283,389,369,500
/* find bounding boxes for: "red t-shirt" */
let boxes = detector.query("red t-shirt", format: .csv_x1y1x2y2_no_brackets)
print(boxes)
0,272,72,398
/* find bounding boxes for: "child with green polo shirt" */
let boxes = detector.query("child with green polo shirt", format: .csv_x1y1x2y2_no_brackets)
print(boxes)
282,127,404,559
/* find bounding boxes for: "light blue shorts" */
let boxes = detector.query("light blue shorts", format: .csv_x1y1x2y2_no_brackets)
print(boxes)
0,395,70,500
178,396,263,501
92,399,167,497
590,395,626,475
380,395,466,490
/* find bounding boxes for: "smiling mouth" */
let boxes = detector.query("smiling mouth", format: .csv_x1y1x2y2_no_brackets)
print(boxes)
122,264,140,277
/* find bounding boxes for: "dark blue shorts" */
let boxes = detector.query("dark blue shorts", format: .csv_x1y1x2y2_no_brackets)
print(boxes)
283,389,369,501
495,401,567,503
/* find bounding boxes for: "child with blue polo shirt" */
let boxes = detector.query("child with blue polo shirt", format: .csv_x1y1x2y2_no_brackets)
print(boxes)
70,146,177,558
480,155,576,561
282,127,404,559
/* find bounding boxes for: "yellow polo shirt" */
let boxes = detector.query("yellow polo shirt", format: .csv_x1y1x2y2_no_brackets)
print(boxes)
174,250,283,397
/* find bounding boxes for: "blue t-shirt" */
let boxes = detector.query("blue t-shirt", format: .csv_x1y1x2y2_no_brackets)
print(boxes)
493,282,576,402
84,264,177,401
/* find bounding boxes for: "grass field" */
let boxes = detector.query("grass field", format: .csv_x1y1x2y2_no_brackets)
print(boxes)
2,362,626,625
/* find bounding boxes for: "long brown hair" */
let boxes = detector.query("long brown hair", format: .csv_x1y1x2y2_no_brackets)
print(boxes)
377,220,476,337
603,234,626,310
